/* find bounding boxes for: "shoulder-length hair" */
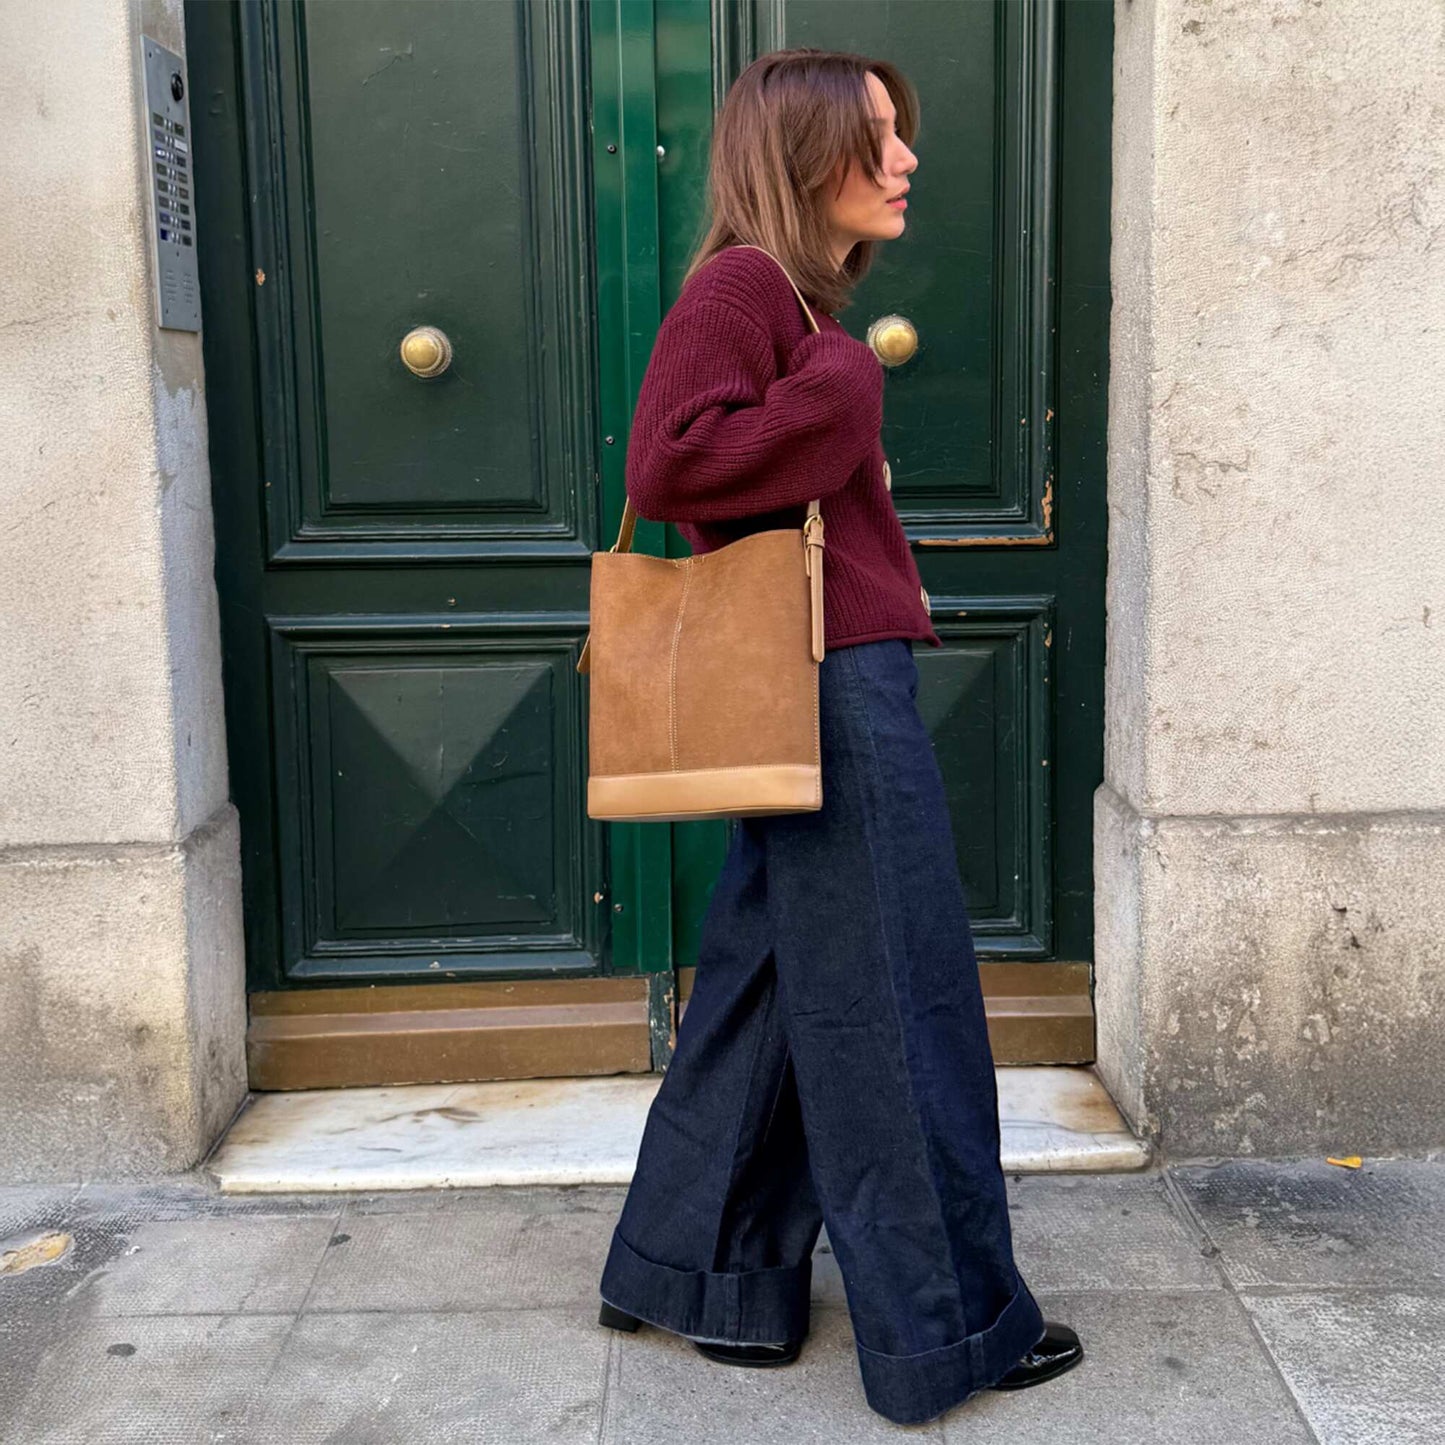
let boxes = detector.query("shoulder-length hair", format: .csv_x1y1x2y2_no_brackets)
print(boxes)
684,47,919,317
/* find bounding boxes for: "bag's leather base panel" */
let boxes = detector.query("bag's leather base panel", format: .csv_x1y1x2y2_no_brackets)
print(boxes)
588,763,821,822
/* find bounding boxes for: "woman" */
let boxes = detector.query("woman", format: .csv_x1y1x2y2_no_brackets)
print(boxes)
594,48,1082,1427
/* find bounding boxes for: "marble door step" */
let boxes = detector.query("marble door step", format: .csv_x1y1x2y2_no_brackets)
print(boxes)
208,1066,1149,1193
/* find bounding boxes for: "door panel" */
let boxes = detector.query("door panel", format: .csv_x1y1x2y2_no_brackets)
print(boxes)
788,0,1055,544
200,0,612,992
724,0,1100,966
260,0,593,559
919,609,1052,955
272,624,597,980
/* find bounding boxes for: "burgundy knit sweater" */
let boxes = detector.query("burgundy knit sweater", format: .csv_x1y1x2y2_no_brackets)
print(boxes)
624,245,941,651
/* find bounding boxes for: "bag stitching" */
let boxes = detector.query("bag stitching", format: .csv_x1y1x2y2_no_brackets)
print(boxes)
668,559,694,772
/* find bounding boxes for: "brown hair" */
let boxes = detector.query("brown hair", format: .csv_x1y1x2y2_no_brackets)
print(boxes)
684,47,919,317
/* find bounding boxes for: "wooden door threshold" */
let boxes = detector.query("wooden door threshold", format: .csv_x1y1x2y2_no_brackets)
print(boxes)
248,961,1092,1090
247,977,653,1090
676,960,1094,1065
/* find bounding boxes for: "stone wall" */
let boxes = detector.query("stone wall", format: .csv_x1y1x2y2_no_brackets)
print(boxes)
1098,0,1445,1154
0,0,246,1180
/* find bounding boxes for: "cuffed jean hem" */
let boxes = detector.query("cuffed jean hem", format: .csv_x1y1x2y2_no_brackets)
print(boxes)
599,1229,813,1346
854,1275,1047,1425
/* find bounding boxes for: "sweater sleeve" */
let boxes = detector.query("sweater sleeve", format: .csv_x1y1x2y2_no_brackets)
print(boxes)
624,295,884,524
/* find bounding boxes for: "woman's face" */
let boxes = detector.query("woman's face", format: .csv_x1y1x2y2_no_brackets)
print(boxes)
823,71,918,266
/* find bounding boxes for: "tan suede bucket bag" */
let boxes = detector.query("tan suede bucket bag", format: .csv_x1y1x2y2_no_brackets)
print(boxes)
576,245,825,823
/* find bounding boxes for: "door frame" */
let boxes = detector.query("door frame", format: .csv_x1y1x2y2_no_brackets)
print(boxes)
187,0,1112,1089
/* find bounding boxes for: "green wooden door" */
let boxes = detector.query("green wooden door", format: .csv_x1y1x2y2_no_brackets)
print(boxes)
190,0,662,1083
189,0,1109,1084
658,1,1111,1057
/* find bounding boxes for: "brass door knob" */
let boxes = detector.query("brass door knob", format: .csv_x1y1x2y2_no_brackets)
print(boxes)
399,325,453,377
867,314,918,367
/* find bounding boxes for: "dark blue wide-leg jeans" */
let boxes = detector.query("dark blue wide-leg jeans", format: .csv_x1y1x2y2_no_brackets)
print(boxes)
598,638,1045,1426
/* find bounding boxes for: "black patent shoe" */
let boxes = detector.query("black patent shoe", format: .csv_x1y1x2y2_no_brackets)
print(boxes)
691,1337,802,1367
988,1322,1083,1391
598,1300,642,1333
598,1300,802,1367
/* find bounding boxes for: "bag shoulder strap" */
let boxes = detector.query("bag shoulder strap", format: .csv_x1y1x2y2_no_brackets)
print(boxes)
579,246,828,674
605,244,824,558
728,243,824,340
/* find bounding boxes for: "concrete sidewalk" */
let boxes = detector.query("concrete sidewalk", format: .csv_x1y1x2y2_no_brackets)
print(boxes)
1,1160,1441,1443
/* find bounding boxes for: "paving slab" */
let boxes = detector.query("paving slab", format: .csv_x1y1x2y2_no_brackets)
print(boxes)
0,1314,293,1445
808,1173,1221,1312
0,1305,72,1431
940,1291,1315,1442
1245,1292,1445,1445
600,1303,940,1442
69,1214,340,1316
1005,1173,1224,1293
0,1188,90,1315
246,1308,608,1444
1172,1159,1445,1288
6,1168,1435,1444
340,1180,630,1217
306,1202,616,1312
0,1186,80,1238
70,1178,344,1222
1,1217,136,1314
